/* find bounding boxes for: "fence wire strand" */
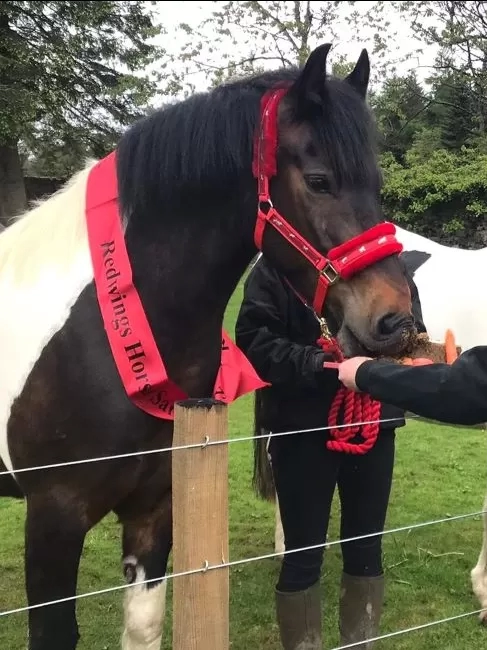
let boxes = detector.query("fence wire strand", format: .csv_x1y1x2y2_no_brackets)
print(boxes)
1,507,485,619
0,415,418,477
330,606,487,649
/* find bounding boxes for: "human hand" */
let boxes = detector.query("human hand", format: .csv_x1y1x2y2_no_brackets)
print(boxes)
400,357,434,367
337,357,373,392
338,355,435,392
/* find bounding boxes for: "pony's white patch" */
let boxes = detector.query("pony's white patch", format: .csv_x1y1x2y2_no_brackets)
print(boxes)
395,226,487,351
0,160,98,474
122,561,167,650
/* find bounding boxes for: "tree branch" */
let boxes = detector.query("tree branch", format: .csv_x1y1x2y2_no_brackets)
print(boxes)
252,1,300,54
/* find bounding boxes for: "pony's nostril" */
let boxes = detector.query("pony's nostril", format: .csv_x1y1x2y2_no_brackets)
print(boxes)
377,312,412,337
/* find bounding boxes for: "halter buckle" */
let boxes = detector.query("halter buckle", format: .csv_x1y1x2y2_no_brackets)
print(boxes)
321,262,340,285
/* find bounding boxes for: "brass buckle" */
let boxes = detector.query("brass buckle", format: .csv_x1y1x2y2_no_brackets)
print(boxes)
319,317,332,340
321,262,340,285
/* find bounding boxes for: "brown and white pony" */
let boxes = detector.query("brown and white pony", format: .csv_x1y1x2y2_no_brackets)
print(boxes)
0,44,416,649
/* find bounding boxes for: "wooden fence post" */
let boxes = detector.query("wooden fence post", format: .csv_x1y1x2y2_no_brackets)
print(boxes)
172,398,229,650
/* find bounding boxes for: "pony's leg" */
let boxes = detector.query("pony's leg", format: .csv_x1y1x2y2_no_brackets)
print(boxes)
0,460,24,497
119,495,172,650
471,491,487,624
25,493,89,650
275,492,285,557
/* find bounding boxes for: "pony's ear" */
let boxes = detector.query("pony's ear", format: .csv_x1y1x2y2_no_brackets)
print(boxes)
345,49,370,99
289,43,332,111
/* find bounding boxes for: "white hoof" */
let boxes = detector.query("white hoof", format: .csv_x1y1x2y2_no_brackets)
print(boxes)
471,565,487,625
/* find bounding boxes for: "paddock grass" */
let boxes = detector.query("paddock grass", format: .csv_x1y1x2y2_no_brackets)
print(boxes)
1,281,487,649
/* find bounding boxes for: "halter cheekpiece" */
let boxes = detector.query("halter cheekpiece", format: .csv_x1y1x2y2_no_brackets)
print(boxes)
251,88,403,315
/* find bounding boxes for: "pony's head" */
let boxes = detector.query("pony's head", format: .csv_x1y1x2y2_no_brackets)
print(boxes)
256,44,415,357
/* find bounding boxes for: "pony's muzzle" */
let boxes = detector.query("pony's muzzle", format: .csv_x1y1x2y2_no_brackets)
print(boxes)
368,312,416,355
376,312,414,338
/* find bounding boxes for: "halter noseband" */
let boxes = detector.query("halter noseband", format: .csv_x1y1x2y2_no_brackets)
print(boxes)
251,89,403,315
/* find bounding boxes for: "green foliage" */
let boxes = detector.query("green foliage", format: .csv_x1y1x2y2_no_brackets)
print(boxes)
375,1,487,246
0,1,163,174
371,72,429,162
381,146,487,247
402,1,487,139
427,69,478,151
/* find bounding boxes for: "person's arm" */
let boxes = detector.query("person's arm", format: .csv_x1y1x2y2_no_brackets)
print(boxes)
235,259,334,389
353,346,487,425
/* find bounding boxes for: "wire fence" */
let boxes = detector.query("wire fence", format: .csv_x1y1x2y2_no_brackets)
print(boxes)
0,411,484,649
0,505,484,619
0,414,418,477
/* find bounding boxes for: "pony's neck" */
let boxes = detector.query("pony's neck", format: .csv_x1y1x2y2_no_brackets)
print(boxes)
125,206,255,396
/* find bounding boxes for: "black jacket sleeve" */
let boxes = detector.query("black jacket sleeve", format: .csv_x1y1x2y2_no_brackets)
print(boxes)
235,259,334,389
355,346,487,426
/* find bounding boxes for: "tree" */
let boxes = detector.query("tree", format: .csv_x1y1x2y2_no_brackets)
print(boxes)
164,1,406,96
403,1,487,137
0,1,163,222
371,72,430,162
427,67,477,151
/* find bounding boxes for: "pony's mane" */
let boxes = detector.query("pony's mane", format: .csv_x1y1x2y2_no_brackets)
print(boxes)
0,62,381,281
116,66,380,224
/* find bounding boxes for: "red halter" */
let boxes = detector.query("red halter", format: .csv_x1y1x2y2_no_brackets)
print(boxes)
251,89,404,454
251,89,403,315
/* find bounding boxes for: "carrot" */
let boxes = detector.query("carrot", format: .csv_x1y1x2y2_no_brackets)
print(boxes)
411,357,434,366
444,329,458,364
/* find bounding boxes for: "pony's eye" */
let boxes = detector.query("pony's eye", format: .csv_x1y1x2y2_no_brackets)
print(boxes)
304,174,331,194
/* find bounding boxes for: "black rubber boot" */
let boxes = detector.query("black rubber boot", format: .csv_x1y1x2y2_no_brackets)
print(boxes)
275,581,323,649
339,573,384,649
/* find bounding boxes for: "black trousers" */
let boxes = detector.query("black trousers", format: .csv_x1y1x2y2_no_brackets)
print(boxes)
269,427,396,592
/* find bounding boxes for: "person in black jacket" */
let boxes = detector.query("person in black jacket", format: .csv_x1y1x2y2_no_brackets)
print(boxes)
234,255,426,650
337,346,487,425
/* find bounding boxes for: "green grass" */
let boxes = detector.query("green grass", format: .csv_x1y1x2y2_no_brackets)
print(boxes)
1,281,487,649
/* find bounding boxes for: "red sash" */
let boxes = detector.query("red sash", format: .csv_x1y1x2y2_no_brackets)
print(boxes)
85,152,268,420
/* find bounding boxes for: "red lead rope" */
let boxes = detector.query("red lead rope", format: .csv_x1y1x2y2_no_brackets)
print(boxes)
283,278,384,456
317,330,381,455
